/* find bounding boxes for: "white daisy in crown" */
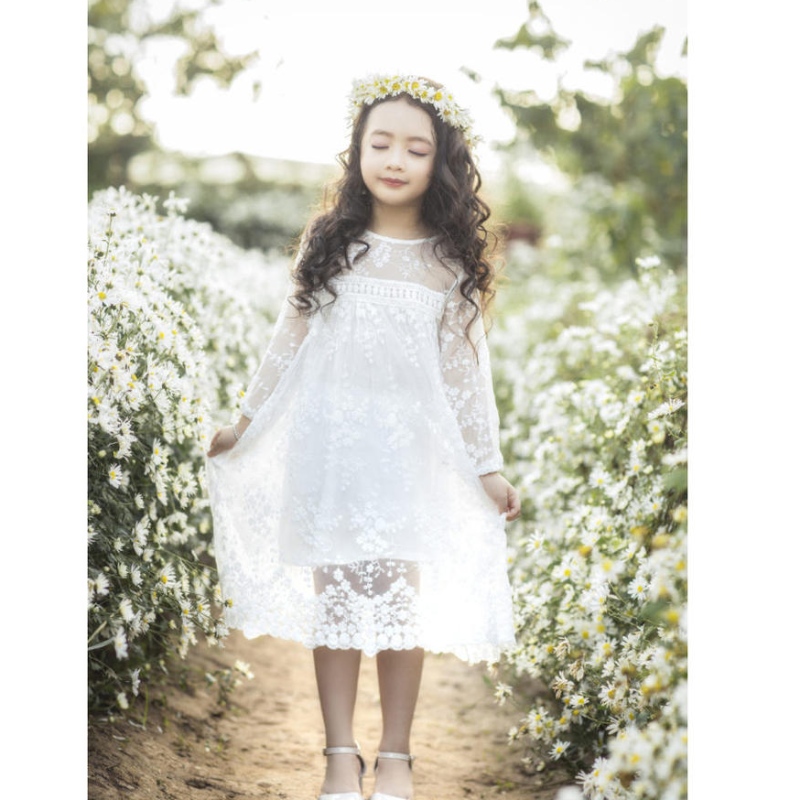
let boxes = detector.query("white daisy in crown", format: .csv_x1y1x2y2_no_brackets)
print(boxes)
348,73,480,149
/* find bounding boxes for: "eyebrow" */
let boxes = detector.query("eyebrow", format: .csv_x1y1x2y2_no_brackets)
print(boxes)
369,129,434,146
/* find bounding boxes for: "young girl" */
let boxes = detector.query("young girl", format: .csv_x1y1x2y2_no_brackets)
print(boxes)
206,74,520,800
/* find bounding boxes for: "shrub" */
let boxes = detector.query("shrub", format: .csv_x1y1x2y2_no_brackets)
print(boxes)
87,188,287,711
492,246,687,800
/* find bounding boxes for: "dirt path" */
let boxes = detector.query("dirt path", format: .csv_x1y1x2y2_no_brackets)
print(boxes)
89,632,572,799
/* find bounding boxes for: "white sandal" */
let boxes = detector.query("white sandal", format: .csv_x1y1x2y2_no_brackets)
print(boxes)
370,751,415,800
318,743,367,800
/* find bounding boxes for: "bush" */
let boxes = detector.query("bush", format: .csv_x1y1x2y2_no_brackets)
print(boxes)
492,245,687,800
87,188,288,712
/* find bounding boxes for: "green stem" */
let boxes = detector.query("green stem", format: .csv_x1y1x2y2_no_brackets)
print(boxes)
88,636,115,652
88,619,108,644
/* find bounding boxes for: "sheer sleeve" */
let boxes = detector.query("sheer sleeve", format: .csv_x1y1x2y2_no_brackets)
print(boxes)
439,283,504,476
240,278,309,420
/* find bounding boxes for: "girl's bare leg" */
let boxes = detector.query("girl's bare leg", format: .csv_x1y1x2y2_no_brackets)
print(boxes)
374,647,424,798
314,646,363,794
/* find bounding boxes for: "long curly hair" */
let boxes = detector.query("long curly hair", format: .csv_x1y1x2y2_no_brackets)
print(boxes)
290,85,498,335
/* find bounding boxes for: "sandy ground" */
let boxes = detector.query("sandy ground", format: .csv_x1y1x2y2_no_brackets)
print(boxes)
88,631,573,799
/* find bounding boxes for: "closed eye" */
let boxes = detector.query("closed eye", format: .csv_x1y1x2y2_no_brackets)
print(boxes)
371,145,430,157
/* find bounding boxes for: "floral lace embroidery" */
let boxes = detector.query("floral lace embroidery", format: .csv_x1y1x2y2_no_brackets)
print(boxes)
208,231,513,662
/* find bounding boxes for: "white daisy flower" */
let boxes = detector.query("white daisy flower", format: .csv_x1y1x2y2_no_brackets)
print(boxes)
157,564,175,589
550,740,569,759
493,682,513,705
234,660,254,680
627,577,650,603
107,464,129,489
119,597,135,622
647,418,666,444
93,573,110,597
648,398,685,420
113,628,128,659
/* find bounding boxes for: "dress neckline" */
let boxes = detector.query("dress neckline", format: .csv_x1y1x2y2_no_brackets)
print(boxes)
365,229,437,244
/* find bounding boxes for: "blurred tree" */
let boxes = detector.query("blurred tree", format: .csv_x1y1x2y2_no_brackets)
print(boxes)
88,0,256,194
491,1,687,271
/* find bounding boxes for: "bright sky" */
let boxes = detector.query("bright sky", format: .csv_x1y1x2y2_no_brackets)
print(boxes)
136,0,687,169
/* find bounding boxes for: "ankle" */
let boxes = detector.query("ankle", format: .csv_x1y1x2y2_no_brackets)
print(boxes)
373,753,414,799
376,740,411,755
374,752,414,775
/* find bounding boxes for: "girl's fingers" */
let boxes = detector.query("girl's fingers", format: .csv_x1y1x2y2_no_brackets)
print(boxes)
506,488,521,520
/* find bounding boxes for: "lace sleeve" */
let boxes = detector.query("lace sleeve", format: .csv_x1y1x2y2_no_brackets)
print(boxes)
240,280,309,420
439,284,504,476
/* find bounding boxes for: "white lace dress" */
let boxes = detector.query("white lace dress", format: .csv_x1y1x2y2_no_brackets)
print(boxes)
206,230,515,663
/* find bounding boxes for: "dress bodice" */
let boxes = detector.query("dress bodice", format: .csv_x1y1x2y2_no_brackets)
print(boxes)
239,229,503,477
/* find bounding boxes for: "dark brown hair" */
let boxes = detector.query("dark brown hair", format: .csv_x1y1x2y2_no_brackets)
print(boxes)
290,85,498,335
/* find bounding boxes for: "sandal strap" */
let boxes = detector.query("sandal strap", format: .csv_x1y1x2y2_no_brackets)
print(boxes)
376,751,414,762
323,745,362,756
375,751,415,767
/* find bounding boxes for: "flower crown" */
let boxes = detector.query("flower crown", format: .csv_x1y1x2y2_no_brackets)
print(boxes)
348,74,479,149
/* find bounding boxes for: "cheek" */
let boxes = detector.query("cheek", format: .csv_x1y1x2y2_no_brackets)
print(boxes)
360,147,379,174
422,149,436,179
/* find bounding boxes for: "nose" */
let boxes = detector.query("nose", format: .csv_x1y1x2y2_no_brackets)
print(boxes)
386,145,405,170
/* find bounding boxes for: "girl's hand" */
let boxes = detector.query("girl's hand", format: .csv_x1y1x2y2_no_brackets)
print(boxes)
206,426,239,458
207,417,251,458
479,472,521,521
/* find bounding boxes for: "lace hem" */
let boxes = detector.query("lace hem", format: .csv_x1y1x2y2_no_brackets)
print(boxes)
476,457,505,476
236,622,514,665
240,404,257,420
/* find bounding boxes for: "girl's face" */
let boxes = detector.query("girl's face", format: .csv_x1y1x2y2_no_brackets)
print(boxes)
359,98,436,214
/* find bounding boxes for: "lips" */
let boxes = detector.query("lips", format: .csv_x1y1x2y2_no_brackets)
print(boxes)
380,178,406,187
